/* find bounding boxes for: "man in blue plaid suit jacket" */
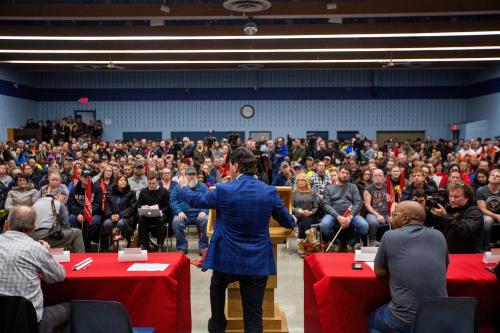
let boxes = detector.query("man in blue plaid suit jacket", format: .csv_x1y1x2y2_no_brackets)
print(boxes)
179,147,295,333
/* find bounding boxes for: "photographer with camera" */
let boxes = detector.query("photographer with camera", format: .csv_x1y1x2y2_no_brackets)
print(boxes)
429,182,483,253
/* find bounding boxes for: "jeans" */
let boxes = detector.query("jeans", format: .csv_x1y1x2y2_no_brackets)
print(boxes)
68,214,102,248
483,215,499,249
296,215,315,239
319,214,368,245
172,214,208,253
365,213,388,243
101,218,127,251
208,270,268,333
366,303,412,333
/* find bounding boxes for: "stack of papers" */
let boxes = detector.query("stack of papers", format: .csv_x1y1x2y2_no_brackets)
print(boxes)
127,263,169,272
354,247,379,262
482,249,500,264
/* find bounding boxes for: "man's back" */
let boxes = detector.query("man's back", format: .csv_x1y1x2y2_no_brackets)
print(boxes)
375,224,448,324
180,174,294,276
0,231,65,321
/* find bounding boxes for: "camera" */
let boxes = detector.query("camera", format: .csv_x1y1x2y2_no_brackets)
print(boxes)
426,195,447,210
227,132,239,150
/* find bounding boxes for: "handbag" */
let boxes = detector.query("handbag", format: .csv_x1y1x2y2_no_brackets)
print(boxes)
46,199,65,240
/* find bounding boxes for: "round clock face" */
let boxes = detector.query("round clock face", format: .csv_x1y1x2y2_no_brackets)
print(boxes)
241,105,255,119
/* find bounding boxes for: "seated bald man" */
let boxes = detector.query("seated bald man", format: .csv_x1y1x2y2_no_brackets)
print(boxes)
366,201,449,333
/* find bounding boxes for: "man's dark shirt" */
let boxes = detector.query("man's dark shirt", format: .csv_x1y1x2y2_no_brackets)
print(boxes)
439,204,483,253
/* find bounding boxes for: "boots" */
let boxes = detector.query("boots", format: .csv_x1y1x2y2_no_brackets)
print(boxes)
297,239,305,258
305,229,320,247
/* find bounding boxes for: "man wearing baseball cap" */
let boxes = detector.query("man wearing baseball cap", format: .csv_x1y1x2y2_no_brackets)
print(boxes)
67,168,103,250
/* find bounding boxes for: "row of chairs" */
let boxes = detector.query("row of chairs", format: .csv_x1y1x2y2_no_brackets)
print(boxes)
0,295,477,333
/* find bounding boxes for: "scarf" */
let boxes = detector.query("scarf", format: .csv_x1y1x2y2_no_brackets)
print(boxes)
100,178,107,211
386,169,405,214
83,181,93,224
72,165,79,186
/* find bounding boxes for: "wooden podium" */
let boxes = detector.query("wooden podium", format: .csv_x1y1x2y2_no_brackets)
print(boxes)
206,186,293,333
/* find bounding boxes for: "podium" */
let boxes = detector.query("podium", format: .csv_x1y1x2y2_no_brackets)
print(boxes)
206,186,293,333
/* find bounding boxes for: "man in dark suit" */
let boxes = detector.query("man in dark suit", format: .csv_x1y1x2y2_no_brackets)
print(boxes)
178,148,295,333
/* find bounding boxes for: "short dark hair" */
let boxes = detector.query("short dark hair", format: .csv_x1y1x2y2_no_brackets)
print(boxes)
411,188,426,199
229,148,257,175
338,164,351,173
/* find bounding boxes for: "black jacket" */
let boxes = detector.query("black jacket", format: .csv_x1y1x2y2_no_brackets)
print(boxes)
104,185,137,219
137,186,170,218
401,182,436,201
68,181,103,216
440,204,483,254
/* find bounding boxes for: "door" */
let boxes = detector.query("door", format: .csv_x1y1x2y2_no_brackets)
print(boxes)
376,131,425,144
337,131,358,141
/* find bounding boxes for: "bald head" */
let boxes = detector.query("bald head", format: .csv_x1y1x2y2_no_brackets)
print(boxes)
392,200,425,229
6,205,37,234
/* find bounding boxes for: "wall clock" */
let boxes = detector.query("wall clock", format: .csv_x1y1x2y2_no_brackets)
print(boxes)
241,105,255,119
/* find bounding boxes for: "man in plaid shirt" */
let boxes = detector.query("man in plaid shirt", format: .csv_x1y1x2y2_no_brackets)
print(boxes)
0,205,68,333
310,161,332,203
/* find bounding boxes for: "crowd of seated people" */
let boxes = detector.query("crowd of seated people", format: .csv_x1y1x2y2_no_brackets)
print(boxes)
0,117,499,258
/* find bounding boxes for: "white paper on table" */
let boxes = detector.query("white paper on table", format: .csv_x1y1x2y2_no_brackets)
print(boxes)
127,263,169,272
364,262,375,271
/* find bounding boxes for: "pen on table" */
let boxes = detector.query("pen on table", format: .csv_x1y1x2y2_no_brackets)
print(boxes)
74,260,93,271
72,258,93,271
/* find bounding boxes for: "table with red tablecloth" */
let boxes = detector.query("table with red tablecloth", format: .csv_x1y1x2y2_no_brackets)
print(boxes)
43,253,191,333
304,253,499,333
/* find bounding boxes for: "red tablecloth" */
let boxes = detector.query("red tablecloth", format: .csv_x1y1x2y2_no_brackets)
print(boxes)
43,253,191,333
304,253,499,333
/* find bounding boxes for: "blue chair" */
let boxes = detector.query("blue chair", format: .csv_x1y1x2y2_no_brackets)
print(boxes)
70,300,154,333
411,297,477,333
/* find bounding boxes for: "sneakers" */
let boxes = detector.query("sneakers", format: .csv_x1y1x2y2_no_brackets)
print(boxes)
297,239,305,258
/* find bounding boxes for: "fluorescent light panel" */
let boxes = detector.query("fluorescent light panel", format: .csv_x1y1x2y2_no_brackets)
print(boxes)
3,57,500,64
1,46,500,54
1,31,500,41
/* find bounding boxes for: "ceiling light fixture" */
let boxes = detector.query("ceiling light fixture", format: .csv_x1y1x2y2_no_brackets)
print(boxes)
3,57,500,65
1,46,499,54
1,31,500,41
243,18,258,36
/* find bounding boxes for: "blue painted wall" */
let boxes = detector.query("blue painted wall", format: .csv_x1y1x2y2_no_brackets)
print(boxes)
0,66,36,141
33,69,467,141
465,66,500,139
1,67,487,141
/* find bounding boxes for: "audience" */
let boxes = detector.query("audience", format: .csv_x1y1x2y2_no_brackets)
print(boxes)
32,188,85,253
137,172,170,251
1,120,499,257
319,165,368,252
292,172,319,257
170,167,209,255
363,169,389,246
430,182,484,253
476,169,500,250
102,175,137,250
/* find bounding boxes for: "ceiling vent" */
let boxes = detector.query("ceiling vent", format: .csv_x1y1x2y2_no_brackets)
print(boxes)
238,63,264,69
223,0,271,13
